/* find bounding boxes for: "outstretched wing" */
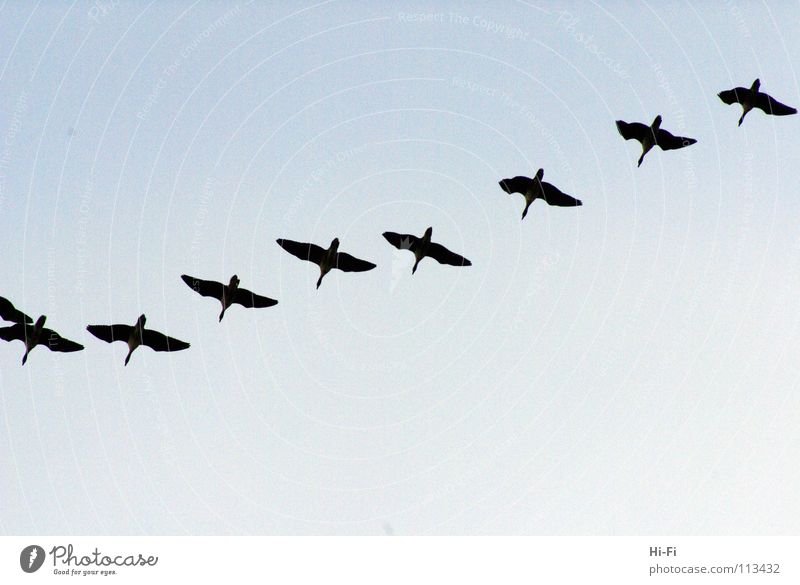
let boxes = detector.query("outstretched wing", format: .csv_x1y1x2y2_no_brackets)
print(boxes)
276,239,325,264
426,243,471,267
754,92,797,116
718,87,748,106
0,324,25,343
498,176,533,195
181,274,224,300
86,324,133,344
541,183,583,207
382,232,420,251
655,128,697,150
0,297,32,324
42,328,84,353
334,252,376,272
233,288,278,309
142,329,190,352
615,120,649,142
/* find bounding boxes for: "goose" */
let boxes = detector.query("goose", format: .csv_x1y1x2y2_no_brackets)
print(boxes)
498,169,582,219
181,274,278,321
615,115,697,166
0,315,84,365
718,79,797,126
382,227,471,274
0,296,33,324
86,314,190,365
276,237,376,288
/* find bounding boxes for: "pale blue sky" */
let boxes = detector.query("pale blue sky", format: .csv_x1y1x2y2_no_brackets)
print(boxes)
1,1,799,534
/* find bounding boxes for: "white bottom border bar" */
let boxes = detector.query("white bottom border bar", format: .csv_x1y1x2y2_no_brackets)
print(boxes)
1,536,797,584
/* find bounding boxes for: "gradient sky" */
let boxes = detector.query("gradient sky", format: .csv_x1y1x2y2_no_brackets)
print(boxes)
1,1,799,535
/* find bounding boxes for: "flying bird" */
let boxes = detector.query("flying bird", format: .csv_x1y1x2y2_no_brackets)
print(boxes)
0,296,33,324
276,237,376,288
181,274,278,321
0,315,84,365
615,115,697,166
86,314,190,366
498,169,583,219
382,227,471,274
718,79,797,126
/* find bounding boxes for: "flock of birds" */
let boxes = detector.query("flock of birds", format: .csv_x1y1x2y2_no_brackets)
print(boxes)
1,78,796,365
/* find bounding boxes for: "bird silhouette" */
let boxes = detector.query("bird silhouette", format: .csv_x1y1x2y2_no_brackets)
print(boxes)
0,315,83,365
498,169,583,219
86,314,190,365
276,237,376,288
718,79,797,126
0,296,33,324
181,274,278,321
616,115,697,166
382,227,471,274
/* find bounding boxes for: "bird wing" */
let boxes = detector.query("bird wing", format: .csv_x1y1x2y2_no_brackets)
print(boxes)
41,328,84,353
276,239,325,264
754,92,797,116
181,274,225,300
615,120,649,142
141,329,190,352
334,252,377,272
718,87,748,105
382,232,420,251
426,243,472,267
86,324,133,344
655,128,697,150
232,288,279,309
498,176,533,195
0,297,33,324
541,183,583,207
0,324,25,342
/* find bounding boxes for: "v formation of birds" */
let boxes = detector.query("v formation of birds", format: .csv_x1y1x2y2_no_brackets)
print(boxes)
1,79,796,365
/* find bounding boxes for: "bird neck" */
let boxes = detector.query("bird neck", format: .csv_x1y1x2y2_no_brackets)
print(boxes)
34,315,46,333
650,116,662,131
